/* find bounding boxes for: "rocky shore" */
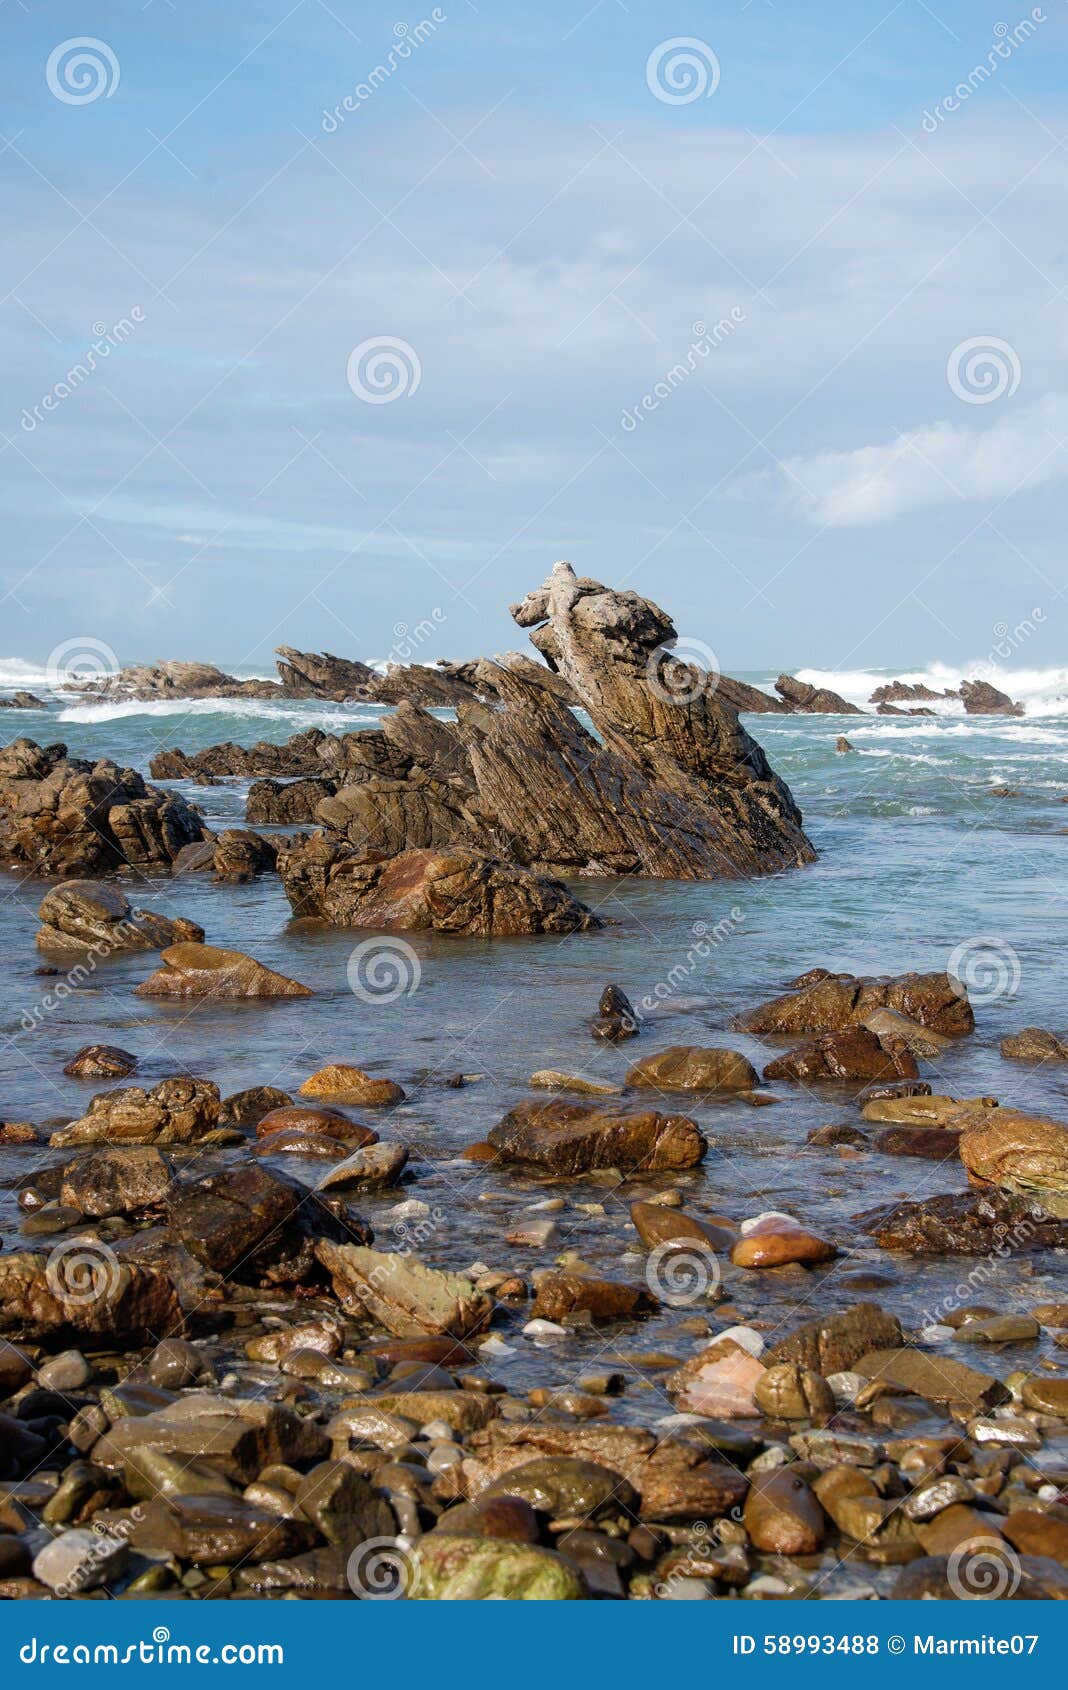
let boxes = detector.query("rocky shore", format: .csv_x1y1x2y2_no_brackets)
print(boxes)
0,566,1063,1604
0,955,1067,1602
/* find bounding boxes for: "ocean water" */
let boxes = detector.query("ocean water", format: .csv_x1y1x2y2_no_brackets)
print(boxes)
1,665,1066,1425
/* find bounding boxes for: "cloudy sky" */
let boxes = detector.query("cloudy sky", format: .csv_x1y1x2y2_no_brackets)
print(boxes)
2,0,1067,672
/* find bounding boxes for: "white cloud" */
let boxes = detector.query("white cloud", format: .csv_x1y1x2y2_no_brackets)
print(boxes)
751,395,1068,525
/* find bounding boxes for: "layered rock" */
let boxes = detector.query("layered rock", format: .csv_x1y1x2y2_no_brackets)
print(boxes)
960,678,1024,717
774,675,861,714
315,1243,493,1338
958,1110,1068,1217
275,647,375,697
277,840,600,936
762,1026,919,1085
505,564,814,877
0,740,209,877
36,881,203,954
171,830,278,883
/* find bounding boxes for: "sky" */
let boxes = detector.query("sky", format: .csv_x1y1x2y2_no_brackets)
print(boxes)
1,0,1067,674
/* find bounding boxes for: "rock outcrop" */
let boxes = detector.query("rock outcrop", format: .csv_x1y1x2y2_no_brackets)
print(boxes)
774,675,861,714
0,740,209,877
277,840,601,936
275,648,375,698
51,1077,223,1147
960,678,1024,717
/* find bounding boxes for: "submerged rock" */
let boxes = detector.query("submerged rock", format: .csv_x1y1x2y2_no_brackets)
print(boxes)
591,983,639,1041
36,881,203,953
299,1066,405,1106
487,1098,707,1175
737,969,973,1037
277,839,602,936
626,1045,758,1093
136,942,313,999
1000,1027,1068,1063
63,1044,137,1079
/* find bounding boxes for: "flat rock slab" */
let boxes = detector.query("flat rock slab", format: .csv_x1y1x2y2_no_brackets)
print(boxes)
854,1346,1010,1411
625,1045,758,1093
315,1241,493,1339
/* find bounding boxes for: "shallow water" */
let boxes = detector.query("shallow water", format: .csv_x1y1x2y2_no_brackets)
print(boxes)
1,673,1067,1427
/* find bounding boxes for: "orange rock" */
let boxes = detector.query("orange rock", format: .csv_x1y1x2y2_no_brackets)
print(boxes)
256,1106,376,1145
731,1218,837,1269
299,1065,405,1106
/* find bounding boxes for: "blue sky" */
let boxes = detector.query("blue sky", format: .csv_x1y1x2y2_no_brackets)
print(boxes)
2,0,1067,671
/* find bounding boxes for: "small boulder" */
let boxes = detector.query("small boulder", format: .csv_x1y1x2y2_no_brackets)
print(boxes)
625,1045,758,1094
299,1065,405,1106
63,1044,138,1079
487,1098,706,1175
136,942,312,999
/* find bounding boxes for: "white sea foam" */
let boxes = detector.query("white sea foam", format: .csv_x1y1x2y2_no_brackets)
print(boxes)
54,696,386,728
788,662,1068,717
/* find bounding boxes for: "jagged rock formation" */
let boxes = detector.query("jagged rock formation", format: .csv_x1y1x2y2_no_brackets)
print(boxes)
0,740,209,878
869,680,951,704
960,678,1024,717
274,648,375,697
714,677,790,714
774,675,862,714
0,691,46,710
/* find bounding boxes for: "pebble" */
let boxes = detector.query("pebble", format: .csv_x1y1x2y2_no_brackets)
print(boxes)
37,1350,91,1391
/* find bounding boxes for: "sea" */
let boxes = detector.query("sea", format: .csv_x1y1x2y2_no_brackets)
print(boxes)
1,656,1066,1455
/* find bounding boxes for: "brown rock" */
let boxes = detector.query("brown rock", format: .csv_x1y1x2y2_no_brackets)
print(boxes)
732,1218,837,1269
136,942,312,999
769,1303,903,1374
1003,1511,1068,1566
754,1363,835,1421
0,1250,182,1346
63,1044,137,1079
860,1189,1066,1255
315,1242,493,1338
299,1066,404,1106
256,1105,377,1144
59,1146,173,1216
736,970,973,1037
278,838,601,936
487,1098,706,1175
1000,1028,1068,1064
959,1110,1068,1216
854,1348,1011,1411
763,1026,918,1085
36,881,203,954
629,1200,735,1253
625,1045,758,1093
531,1271,657,1323
744,1469,826,1553
50,1077,221,1148
218,1086,293,1126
